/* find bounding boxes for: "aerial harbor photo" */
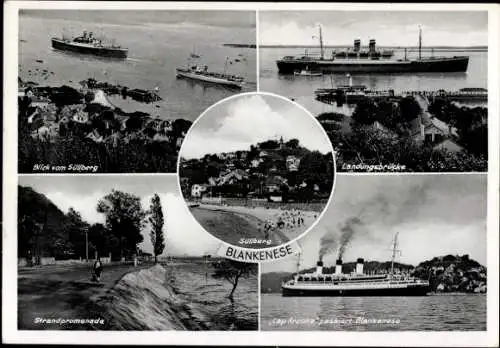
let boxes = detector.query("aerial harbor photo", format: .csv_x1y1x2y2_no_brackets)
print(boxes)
18,10,256,173
17,175,258,330
178,93,335,249
259,11,488,172
260,174,487,331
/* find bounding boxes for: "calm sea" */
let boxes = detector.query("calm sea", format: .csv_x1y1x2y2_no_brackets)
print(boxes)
261,293,486,331
18,13,256,121
259,47,487,116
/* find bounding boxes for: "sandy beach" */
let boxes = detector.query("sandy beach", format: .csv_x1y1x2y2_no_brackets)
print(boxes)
191,203,319,248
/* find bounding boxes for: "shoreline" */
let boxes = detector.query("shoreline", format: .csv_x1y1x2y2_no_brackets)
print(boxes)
18,263,214,330
192,203,318,248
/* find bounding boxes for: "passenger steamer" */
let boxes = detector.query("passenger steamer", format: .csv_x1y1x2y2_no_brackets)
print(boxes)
276,26,469,74
281,233,430,297
51,31,128,58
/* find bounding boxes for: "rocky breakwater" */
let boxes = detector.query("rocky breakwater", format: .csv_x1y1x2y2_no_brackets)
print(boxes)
412,254,487,293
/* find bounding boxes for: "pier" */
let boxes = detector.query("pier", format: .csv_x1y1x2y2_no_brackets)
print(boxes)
315,87,487,106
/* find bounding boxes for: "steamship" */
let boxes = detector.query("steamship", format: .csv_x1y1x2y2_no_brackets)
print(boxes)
51,31,128,58
176,56,245,89
276,26,469,74
281,233,430,297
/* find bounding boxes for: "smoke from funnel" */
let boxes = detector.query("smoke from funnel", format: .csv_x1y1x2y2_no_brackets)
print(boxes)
318,229,337,261
337,217,364,259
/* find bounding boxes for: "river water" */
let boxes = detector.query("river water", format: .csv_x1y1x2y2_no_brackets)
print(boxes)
261,293,486,331
92,262,258,330
18,11,256,121
259,47,487,116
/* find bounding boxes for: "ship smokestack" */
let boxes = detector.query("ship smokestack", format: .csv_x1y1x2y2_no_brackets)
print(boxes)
316,260,323,275
335,259,343,275
353,39,361,52
356,258,364,274
369,39,376,54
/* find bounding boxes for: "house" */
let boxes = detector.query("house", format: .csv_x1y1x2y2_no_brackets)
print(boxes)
152,133,170,142
432,138,464,154
251,158,263,168
72,111,90,124
226,152,237,160
191,184,207,198
286,155,301,172
371,121,398,138
265,176,284,193
176,136,184,148
86,130,104,143
259,150,269,158
216,169,249,186
162,120,173,133
411,115,458,144
30,96,50,109
147,118,163,133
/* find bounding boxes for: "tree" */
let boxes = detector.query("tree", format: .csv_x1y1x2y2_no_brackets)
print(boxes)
96,190,146,260
286,138,300,149
212,259,257,301
66,207,90,259
148,194,165,263
399,96,422,124
352,99,380,125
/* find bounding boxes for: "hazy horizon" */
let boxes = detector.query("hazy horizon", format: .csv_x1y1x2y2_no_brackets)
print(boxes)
260,11,487,47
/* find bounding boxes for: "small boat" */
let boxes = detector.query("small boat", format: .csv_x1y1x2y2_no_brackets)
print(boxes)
294,69,322,76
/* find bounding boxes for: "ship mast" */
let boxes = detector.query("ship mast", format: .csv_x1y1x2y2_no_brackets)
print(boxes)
318,25,324,60
390,232,401,277
296,252,301,275
418,25,422,60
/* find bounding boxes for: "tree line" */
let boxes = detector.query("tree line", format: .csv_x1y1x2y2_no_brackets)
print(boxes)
18,186,166,262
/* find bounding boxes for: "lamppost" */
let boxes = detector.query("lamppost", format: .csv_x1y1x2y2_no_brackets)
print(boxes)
85,227,89,262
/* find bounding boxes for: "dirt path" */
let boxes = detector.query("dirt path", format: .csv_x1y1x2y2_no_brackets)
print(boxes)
18,263,152,330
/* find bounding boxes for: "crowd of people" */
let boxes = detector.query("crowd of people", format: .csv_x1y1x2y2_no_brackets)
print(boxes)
262,208,318,240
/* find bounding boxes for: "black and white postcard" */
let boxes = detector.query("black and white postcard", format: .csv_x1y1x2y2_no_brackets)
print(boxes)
2,1,499,347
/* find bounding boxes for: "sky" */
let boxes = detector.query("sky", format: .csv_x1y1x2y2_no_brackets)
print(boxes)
259,11,488,47
180,94,333,159
21,10,256,29
18,175,221,257
262,174,487,273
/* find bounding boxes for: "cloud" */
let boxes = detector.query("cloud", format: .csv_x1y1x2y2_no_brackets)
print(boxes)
46,191,105,225
181,94,332,159
260,15,488,47
47,189,220,257
262,175,486,273
139,193,220,256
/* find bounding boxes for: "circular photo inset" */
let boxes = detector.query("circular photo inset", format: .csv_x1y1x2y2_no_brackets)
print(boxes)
178,92,336,249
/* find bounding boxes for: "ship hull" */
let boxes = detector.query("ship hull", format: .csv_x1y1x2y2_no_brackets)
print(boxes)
176,69,243,89
51,38,128,58
276,57,469,74
282,284,430,297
